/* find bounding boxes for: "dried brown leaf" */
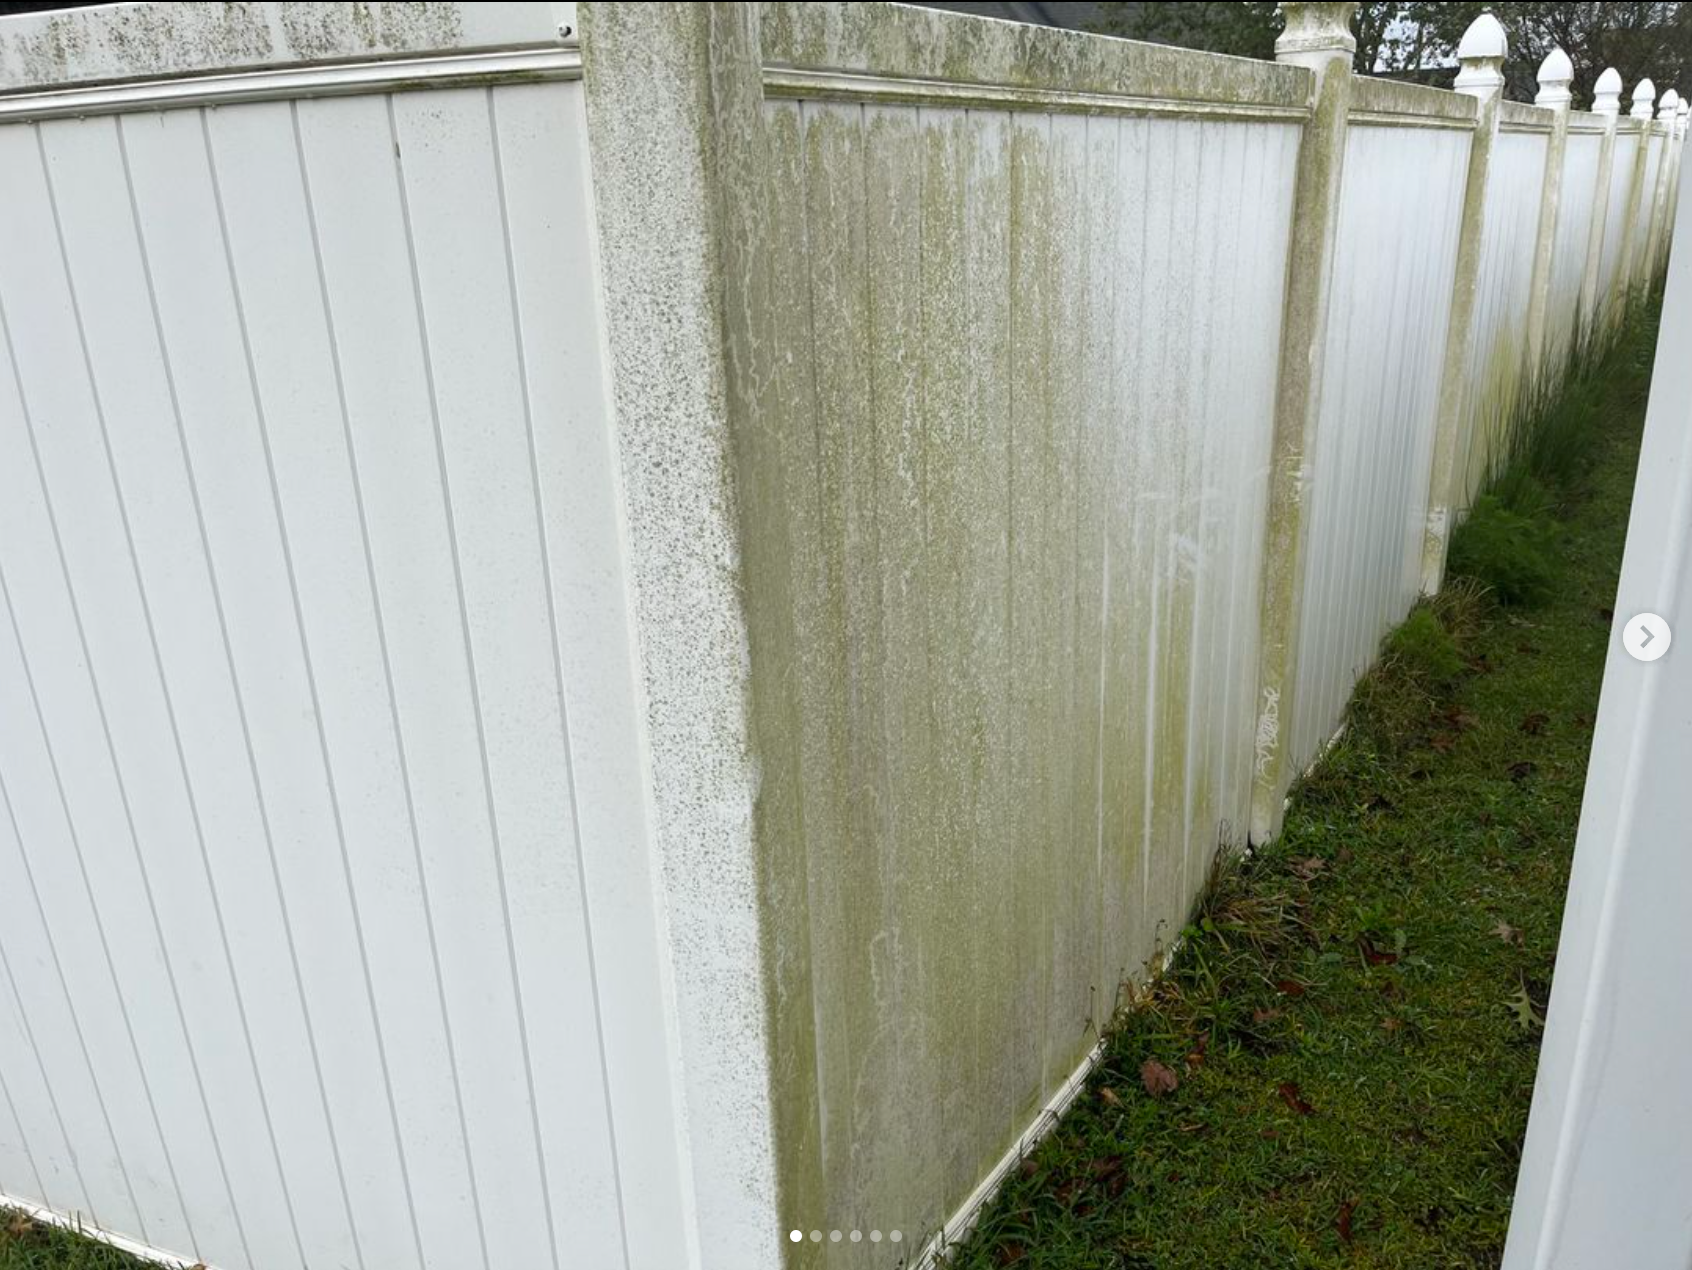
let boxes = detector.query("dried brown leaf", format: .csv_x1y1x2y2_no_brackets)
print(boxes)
1140,1058,1180,1098
1278,1081,1315,1115
1337,1197,1358,1244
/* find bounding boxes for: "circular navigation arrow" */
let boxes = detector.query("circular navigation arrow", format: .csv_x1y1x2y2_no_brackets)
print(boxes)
1623,612,1673,663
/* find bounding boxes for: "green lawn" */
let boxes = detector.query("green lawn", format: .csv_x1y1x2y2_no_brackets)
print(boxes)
0,1211,165,1270
940,313,1654,1270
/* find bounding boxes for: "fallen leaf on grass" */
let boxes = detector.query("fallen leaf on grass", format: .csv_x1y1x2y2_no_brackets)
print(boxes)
995,1243,1027,1266
1253,1007,1282,1025
1491,920,1523,944
1440,706,1479,731
1506,984,1546,1032
1508,760,1538,782
1278,1081,1315,1115
1359,935,1401,966
1290,856,1327,880
1430,733,1459,754
1098,1085,1124,1109
1088,1155,1125,1181
1337,1197,1359,1244
1520,711,1550,735
1141,1058,1180,1098
1093,1157,1129,1198
1381,1016,1403,1034
1275,979,1307,997
4,1213,33,1238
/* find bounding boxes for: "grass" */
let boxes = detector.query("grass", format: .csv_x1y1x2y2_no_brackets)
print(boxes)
940,310,1656,1270
0,1211,166,1270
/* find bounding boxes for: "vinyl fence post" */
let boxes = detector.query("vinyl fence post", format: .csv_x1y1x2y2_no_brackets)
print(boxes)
1420,12,1507,595
1523,48,1573,386
1672,101,1691,243
1248,0,1357,843
1645,90,1681,278
1577,68,1623,346
1617,78,1658,301
577,5,798,1265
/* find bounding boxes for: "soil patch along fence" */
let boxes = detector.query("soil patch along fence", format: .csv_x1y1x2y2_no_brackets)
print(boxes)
0,3,1679,1268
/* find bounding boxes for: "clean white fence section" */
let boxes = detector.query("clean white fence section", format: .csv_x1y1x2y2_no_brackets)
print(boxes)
0,4,1682,1269
0,10,695,1270
1503,146,1692,1270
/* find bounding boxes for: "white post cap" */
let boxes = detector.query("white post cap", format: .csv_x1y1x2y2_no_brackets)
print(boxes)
1535,47,1574,108
1593,67,1624,116
1454,12,1507,96
1274,3,1359,64
1659,88,1681,121
1632,78,1658,120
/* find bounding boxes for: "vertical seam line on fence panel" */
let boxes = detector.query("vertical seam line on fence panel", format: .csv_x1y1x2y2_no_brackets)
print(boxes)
0,789,88,1216
385,92,564,1270
39,115,255,1268
202,102,386,1270
487,84,633,1270
288,94,480,1270
113,110,310,1270
0,243,173,1258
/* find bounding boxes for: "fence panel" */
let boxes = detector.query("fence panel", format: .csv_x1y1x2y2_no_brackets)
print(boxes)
753,42,1302,1241
1459,113,1552,505
0,11,693,1265
1291,112,1469,773
1549,126,1604,364
1599,128,1642,315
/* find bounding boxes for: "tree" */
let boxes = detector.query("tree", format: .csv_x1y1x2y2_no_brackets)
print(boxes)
1088,3,1425,77
1406,4,1692,108
1086,3,1281,61
1088,1,1692,107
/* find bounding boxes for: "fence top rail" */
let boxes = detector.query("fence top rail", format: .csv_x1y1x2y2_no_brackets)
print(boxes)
1568,111,1612,135
1500,98,1557,132
758,1,1312,120
0,1,576,97
1348,75,1477,130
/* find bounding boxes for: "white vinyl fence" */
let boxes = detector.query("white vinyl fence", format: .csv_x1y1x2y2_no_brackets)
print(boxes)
0,4,1681,1270
1502,99,1692,1269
